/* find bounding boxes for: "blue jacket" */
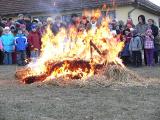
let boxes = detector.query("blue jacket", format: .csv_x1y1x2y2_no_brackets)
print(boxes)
1,33,15,52
15,34,28,51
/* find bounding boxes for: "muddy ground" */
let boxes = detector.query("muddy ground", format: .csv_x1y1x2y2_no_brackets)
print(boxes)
0,65,160,120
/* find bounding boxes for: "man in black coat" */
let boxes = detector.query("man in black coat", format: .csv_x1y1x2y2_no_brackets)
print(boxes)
24,14,32,32
52,16,66,35
148,19,159,64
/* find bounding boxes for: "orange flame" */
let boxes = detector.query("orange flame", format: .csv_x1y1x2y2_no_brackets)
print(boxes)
21,9,124,83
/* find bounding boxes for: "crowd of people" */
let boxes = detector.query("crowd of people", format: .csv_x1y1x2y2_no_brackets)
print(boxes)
0,13,160,67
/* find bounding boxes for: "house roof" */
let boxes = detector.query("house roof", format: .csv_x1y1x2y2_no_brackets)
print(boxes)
0,0,160,16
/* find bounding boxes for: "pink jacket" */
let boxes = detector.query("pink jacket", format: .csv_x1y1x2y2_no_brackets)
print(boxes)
144,36,154,49
0,40,3,50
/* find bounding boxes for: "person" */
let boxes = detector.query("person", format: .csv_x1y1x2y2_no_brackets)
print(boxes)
148,19,159,64
121,28,132,65
15,29,28,66
17,14,25,25
6,18,14,27
90,16,98,33
0,39,3,64
10,25,17,36
136,15,148,65
0,16,5,28
0,26,3,64
69,14,79,27
20,24,30,59
129,29,143,67
28,24,41,61
69,14,81,31
24,14,32,32
20,24,29,36
52,16,66,35
1,27,15,64
126,18,135,29
80,16,91,31
1,18,7,27
10,25,17,64
144,29,154,66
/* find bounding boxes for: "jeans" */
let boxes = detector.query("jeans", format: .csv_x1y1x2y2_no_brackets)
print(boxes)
132,51,142,67
154,50,159,64
3,52,12,65
16,51,26,65
30,50,40,61
145,49,154,66
0,50,4,64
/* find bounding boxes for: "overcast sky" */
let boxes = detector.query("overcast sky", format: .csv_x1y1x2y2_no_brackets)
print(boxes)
149,0,160,6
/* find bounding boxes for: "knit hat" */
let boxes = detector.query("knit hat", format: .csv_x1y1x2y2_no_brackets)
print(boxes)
31,24,37,29
10,25,16,30
146,29,152,34
4,26,10,30
18,14,24,18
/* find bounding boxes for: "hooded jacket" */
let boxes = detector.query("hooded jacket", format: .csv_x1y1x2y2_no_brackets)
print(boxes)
28,31,41,50
1,33,15,52
0,39,3,50
15,34,28,51
129,35,143,51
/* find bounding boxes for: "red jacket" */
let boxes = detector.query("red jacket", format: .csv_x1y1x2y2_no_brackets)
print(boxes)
28,31,41,50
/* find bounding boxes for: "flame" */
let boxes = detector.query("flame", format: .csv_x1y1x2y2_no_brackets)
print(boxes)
19,9,124,83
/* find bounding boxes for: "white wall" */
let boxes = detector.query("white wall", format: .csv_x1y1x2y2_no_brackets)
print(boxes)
116,6,159,26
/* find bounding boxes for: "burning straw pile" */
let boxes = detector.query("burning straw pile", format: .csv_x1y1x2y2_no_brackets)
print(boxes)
15,10,143,87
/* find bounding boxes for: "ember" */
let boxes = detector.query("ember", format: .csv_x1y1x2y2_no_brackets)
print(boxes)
16,9,124,84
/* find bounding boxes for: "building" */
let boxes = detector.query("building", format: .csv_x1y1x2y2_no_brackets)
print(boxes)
0,0,160,26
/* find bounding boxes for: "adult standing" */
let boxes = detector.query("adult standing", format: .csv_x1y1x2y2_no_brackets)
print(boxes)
148,19,159,64
17,14,25,25
24,14,32,32
136,15,148,65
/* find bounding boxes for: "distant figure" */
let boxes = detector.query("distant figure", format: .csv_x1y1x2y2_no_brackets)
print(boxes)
24,14,32,32
15,28,28,66
0,26,3,64
6,18,14,27
90,16,98,33
144,29,154,66
1,18,7,27
52,16,66,35
0,38,3,64
17,14,25,25
0,16,5,28
80,16,91,31
1,27,15,64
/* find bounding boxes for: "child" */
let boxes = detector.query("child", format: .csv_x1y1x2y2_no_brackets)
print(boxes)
28,24,41,61
121,28,132,65
20,24,30,59
15,29,28,66
144,29,154,66
129,30,143,67
1,27,15,65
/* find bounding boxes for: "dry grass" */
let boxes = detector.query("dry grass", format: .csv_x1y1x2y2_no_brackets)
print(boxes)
36,65,154,88
0,65,160,120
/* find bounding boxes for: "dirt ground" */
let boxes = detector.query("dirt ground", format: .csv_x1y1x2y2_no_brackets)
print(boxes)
0,65,160,120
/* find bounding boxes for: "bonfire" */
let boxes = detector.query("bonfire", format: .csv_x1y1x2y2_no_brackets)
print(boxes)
16,10,127,85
